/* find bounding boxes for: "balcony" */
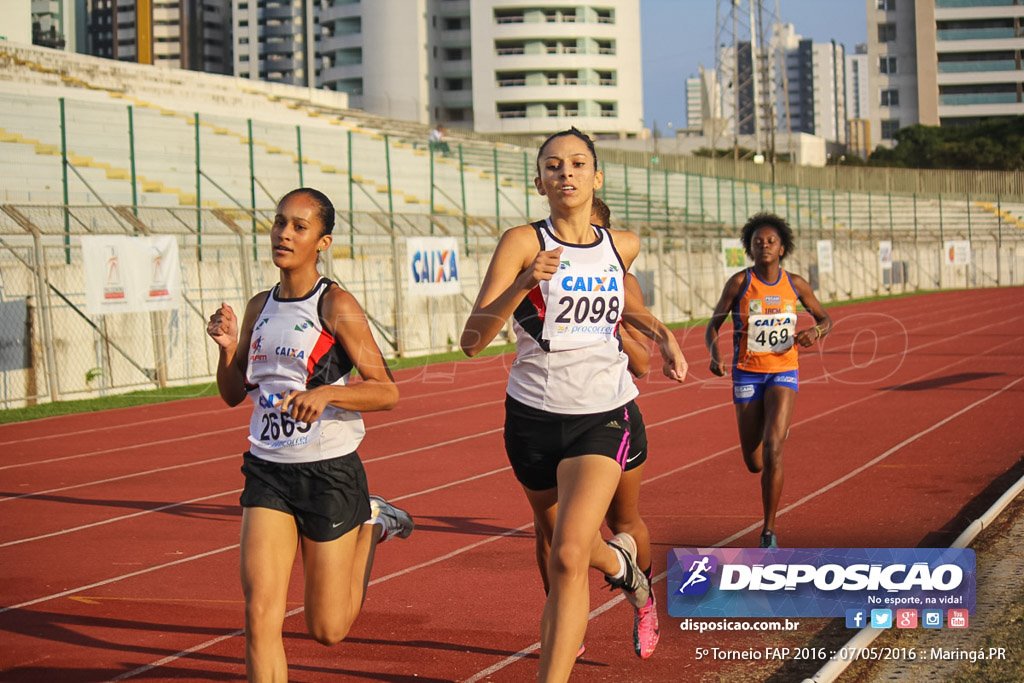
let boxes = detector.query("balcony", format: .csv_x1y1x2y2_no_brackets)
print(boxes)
936,0,1013,6
938,60,1016,72
319,33,362,53
440,28,471,46
441,59,472,75
939,92,1018,104
937,28,1017,40
441,89,473,107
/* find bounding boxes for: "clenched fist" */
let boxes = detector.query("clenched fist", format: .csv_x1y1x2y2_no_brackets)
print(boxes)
207,302,238,350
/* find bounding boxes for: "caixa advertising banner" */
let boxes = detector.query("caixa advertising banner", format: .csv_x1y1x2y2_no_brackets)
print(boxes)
667,548,975,618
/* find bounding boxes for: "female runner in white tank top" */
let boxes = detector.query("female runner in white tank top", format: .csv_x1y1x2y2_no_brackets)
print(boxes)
461,130,687,682
207,188,413,681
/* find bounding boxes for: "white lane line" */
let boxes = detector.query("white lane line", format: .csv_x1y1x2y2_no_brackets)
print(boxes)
0,455,237,503
0,489,242,548
461,372,1024,682
0,406,241,448
0,427,242,472
7,312,1019,540
366,399,504,431
0,295,986,476
101,332,1023,681
361,428,503,465
0,544,239,615
3,468,532,611
108,520,537,682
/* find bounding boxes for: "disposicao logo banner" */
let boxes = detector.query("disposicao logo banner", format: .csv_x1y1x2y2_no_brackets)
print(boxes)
667,548,975,618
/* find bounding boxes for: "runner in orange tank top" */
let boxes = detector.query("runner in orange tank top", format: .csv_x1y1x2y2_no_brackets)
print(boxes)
704,213,832,549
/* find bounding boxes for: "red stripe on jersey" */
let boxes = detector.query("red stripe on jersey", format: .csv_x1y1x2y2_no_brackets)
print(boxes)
527,286,546,320
306,328,337,383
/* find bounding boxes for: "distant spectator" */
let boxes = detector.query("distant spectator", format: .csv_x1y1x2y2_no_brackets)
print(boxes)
429,124,451,156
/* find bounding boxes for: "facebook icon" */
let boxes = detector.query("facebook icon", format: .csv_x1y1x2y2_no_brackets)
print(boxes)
845,608,867,629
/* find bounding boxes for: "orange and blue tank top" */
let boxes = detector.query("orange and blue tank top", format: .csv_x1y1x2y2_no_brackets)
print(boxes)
732,267,802,373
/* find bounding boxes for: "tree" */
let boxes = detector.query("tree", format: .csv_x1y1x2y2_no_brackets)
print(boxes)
867,117,1024,171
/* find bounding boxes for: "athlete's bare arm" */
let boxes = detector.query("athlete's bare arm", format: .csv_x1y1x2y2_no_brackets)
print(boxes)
620,275,651,378
608,230,686,382
461,225,557,357
705,271,748,377
789,274,832,348
207,291,269,406
277,286,399,423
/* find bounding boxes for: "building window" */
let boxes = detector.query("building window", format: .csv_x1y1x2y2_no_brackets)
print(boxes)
881,89,899,106
878,23,897,42
881,119,900,139
876,0,895,10
879,56,897,73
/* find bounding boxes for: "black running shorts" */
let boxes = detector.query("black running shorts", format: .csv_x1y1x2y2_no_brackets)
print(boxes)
240,451,371,542
504,394,635,491
623,400,648,472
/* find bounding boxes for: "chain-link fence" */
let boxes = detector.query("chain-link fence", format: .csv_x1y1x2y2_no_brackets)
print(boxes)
1,202,1021,408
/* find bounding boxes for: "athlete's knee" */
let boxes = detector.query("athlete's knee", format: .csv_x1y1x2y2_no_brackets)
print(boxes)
742,450,763,473
306,612,354,646
549,539,590,580
762,439,785,466
244,597,285,640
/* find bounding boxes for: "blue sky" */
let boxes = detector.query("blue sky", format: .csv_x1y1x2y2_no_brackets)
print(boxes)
641,0,868,130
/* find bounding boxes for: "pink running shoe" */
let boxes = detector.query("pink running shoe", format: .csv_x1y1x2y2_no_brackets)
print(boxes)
577,643,586,658
633,595,660,659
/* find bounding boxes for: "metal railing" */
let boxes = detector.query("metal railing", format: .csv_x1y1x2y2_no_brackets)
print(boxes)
0,201,1020,409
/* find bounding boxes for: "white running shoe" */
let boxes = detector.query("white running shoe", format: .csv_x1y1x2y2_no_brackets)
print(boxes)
369,495,414,542
604,532,651,609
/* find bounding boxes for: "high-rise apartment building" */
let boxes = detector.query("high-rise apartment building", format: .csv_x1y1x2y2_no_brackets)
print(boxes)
233,0,316,86
685,74,702,131
471,1,642,135
846,43,869,118
84,0,231,73
232,0,643,136
867,0,1024,147
31,0,81,51
783,38,847,143
685,66,722,135
716,24,847,145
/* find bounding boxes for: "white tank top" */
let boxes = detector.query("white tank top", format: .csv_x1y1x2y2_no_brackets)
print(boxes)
244,277,366,463
507,219,638,415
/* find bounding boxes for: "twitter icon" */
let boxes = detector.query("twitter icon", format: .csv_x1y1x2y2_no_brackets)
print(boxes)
870,609,893,629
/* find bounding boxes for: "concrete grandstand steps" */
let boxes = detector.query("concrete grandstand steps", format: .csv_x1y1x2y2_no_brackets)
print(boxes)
975,201,1024,229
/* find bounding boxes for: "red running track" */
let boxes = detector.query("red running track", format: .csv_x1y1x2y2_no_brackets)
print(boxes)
1,289,1022,682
